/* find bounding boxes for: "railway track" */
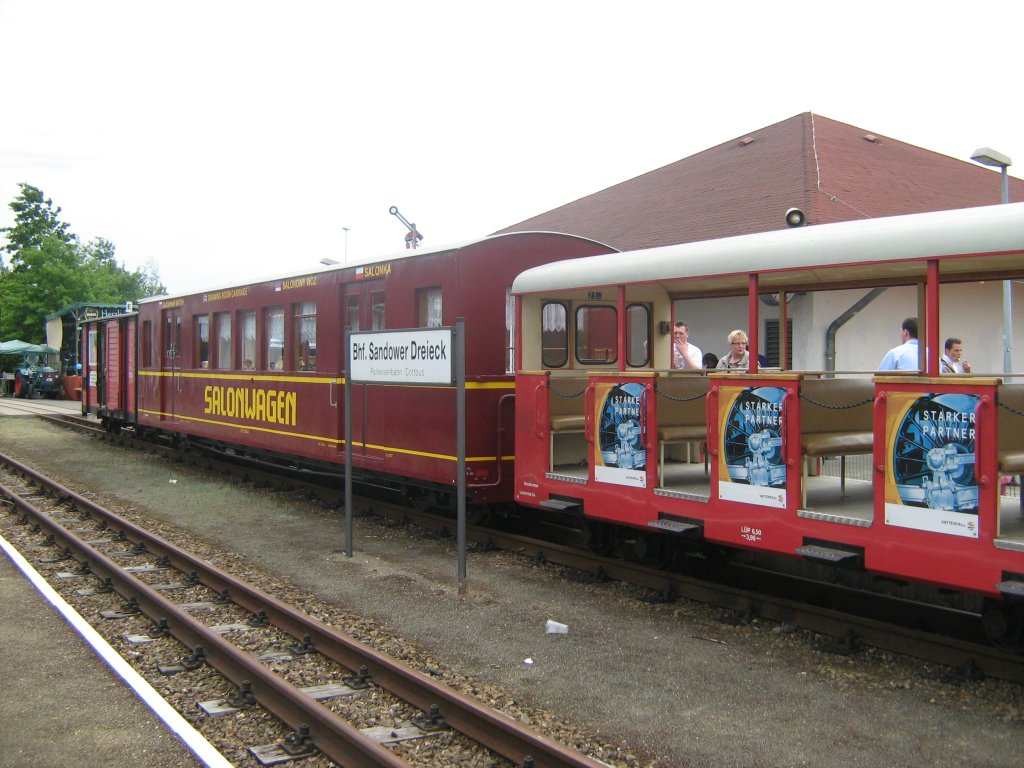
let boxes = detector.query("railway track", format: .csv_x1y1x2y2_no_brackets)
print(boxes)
40,413,1024,684
0,451,613,768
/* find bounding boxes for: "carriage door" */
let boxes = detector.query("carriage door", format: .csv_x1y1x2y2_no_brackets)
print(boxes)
93,324,107,408
162,309,183,422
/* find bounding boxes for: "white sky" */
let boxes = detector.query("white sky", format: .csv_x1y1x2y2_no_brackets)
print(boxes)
1,0,1021,295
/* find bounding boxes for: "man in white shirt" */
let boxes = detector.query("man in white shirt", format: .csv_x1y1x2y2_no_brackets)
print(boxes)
878,317,920,371
941,337,971,374
672,322,703,369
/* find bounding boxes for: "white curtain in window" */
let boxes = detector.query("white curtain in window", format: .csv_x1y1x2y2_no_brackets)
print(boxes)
427,288,442,327
505,288,515,374
242,313,256,363
542,303,567,332
217,315,231,368
267,309,284,366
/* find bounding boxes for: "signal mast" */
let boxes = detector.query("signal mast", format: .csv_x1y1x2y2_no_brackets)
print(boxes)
389,206,423,249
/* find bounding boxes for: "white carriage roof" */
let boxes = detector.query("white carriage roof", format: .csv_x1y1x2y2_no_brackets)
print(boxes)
511,203,1024,295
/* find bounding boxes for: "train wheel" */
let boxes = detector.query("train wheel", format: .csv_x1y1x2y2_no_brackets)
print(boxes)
982,598,1024,653
632,533,678,570
408,488,437,513
466,504,491,526
581,520,616,556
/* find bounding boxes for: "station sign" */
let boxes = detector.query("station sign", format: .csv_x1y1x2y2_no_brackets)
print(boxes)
349,328,453,385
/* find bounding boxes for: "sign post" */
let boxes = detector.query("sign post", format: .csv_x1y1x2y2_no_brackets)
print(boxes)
455,318,466,594
344,326,353,557
345,325,467,591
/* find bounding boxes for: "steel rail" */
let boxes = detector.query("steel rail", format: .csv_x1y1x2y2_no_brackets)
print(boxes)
0,474,408,768
0,451,610,768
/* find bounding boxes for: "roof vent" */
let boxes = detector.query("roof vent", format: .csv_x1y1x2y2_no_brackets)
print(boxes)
863,134,880,143
737,136,754,147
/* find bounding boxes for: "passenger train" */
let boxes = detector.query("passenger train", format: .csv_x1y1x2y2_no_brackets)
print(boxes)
80,203,1024,650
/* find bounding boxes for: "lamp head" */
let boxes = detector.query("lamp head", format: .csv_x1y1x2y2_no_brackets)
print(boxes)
971,147,1012,168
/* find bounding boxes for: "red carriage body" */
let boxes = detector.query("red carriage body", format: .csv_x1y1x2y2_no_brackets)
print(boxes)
80,313,137,425
95,232,613,503
511,204,1024,623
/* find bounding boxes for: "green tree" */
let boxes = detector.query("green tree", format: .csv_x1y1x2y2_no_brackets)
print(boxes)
1,183,72,267
0,184,165,343
0,234,81,341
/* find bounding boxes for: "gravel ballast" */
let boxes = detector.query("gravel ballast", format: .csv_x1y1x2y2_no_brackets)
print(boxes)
1,416,1022,768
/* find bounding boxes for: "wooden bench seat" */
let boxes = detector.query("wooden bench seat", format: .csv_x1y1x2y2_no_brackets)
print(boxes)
998,383,1024,514
550,414,587,432
656,373,710,484
547,377,589,470
799,377,875,506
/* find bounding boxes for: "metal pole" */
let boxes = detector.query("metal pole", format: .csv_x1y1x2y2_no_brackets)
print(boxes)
1001,166,1013,375
344,326,353,557
455,317,467,594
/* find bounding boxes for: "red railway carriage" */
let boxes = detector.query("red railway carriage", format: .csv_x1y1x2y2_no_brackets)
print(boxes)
80,312,137,427
511,203,1024,649
110,232,614,504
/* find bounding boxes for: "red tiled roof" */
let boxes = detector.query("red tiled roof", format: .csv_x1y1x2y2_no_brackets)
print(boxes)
492,113,1024,249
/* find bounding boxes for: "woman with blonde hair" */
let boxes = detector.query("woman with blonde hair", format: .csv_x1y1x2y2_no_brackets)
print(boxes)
716,329,749,371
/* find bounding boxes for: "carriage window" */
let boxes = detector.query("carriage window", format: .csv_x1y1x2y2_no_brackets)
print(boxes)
371,293,386,330
266,306,284,370
142,321,153,367
240,311,256,370
626,304,649,367
293,301,316,371
195,315,209,368
541,301,568,368
418,287,443,327
575,305,617,365
88,328,98,368
215,313,231,369
164,314,182,364
347,295,360,332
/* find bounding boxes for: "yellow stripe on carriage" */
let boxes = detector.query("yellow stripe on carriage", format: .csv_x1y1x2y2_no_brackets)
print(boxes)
137,409,513,462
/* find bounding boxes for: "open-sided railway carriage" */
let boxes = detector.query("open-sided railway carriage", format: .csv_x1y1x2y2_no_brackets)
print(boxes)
80,232,614,507
511,203,1024,649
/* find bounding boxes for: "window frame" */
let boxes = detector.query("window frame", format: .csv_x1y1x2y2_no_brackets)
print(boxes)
541,300,569,369
292,300,317,371
417,286,443,328
574,304,618,366
214,312,232,369
265,306,285,370
195,314,210,368
626,303,650,368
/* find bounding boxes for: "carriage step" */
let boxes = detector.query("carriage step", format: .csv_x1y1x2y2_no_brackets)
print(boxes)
647,518,702,534
540,498,580,511
996,580,1024,600
795,544,860,563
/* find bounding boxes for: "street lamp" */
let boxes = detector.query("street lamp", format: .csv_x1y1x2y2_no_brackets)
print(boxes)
971,147,1013,374
342,227,350,263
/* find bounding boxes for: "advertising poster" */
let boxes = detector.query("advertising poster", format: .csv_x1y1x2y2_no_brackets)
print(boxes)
593,381,647,488
884,392,979,538
717,386,787,508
